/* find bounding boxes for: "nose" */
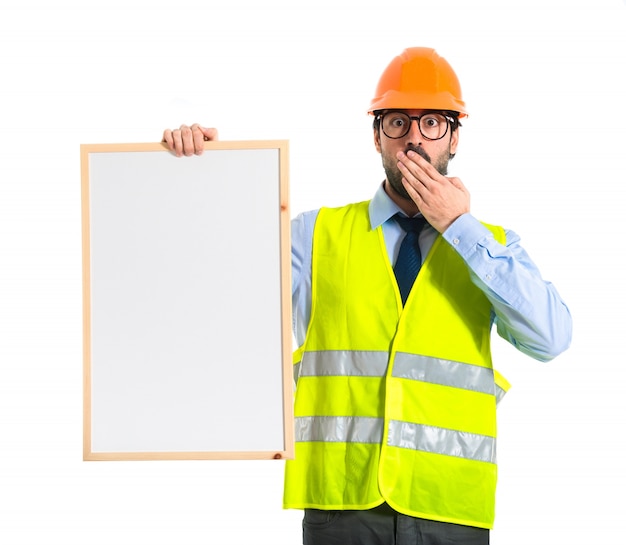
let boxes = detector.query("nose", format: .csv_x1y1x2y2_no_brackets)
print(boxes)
406,119,424,144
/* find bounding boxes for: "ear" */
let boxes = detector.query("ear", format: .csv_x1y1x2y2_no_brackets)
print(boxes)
450,128,459,155
374,127,382,153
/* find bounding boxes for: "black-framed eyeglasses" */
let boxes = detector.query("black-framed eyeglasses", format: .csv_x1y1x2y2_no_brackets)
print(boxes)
378,111,454,140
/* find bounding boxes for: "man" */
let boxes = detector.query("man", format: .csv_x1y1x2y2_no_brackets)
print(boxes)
164,47,572,545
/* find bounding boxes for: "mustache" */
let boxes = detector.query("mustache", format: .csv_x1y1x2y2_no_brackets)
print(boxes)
405,145,432,163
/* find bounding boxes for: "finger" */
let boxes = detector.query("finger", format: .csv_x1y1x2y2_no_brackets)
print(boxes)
397,151,434,187
409,151,446,183
447,176,465,190
397,157,430,192
401,176,424,206
179,124,195,156
162,129,174,151
190,124,206,155
200,127,219,142
168,127,185,157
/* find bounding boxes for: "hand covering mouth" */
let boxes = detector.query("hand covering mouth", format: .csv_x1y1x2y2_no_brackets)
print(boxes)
405,145,431,164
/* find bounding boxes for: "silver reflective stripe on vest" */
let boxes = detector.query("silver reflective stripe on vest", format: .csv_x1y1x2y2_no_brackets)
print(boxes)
388,420,496,464
296,416,383,444
298,350,389,377
495,384,506,405
393,352,496,396
295,415,496,463
297,351,497,398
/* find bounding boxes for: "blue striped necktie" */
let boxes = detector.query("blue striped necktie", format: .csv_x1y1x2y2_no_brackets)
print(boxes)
393,213,427,305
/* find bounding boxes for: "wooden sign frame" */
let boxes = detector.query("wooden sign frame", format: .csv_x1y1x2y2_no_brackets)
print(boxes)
81,141,293,460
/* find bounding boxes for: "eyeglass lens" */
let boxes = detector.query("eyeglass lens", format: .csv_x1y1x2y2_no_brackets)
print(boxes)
382,112,449,140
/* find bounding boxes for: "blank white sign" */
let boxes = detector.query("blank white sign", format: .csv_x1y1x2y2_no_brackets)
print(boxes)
81,141,293,460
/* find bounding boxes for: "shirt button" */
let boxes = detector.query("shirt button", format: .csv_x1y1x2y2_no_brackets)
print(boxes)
452,238,460,245
485,274,492,281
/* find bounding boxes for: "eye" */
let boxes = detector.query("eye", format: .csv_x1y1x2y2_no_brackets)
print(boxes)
422,115,442,128
388,115,408,128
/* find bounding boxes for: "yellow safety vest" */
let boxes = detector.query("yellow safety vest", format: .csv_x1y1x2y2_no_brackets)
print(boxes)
284,201,510,529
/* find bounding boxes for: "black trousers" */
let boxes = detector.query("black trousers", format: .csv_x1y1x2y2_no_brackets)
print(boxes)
302,504,489,545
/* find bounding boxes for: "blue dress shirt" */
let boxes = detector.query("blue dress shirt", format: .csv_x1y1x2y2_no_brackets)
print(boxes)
291,184,572,362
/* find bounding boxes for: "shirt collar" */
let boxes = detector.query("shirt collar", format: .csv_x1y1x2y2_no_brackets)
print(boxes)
368,183,422,229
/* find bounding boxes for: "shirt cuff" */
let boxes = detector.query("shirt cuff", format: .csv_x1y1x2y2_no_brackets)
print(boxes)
441,213,493,259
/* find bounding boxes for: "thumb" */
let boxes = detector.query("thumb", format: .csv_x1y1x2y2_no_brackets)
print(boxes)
200,127,219,141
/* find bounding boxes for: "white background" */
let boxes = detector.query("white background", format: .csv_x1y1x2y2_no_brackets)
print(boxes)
1,1,625,543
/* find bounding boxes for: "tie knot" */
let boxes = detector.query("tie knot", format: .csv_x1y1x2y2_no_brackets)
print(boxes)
393,213,426,234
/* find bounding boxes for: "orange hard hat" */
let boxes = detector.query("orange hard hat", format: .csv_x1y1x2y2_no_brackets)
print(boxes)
368,47,467,117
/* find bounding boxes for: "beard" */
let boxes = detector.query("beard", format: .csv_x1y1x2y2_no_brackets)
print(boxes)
383,144,451,201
